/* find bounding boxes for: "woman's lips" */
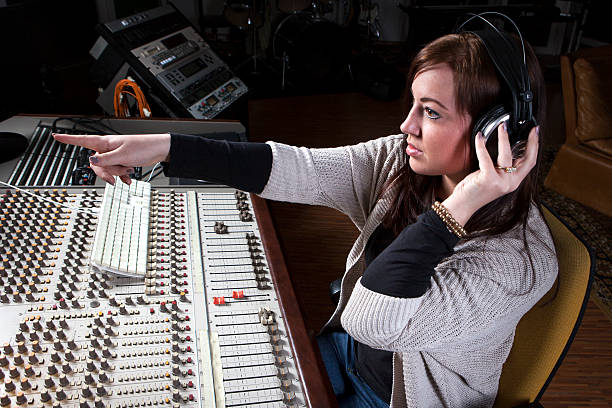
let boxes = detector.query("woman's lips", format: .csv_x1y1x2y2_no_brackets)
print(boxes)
406,143,423,157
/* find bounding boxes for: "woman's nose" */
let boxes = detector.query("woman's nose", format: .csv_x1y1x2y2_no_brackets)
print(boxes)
400,110,419,136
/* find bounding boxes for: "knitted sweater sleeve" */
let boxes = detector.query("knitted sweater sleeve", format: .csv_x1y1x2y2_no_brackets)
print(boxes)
341,210,558,353
258,135,405,228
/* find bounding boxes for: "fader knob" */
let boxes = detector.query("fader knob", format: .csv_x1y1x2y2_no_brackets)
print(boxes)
79,398,92,408
2,344,12,355
172,391,181,402
96,385,106,396
47,365,58,375
98,372,109,383
94,397,105,408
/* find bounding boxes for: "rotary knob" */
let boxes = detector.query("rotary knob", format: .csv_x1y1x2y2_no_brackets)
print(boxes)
13,354,24,365
81,384,92,398
59,374,70,387
4,379,15,392
44,376,55,388
0,394,11,407
2,344,12,355
50,351,61,362
56,387,67,401
40,391,51,402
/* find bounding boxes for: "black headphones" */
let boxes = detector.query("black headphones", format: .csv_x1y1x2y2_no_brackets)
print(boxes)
456,12,537,155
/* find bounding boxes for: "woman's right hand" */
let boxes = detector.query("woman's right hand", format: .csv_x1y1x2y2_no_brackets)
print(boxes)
52,133,171,185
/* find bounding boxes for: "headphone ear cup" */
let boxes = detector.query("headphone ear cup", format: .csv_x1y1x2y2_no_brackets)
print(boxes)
512,118,537,146
472,104,508,162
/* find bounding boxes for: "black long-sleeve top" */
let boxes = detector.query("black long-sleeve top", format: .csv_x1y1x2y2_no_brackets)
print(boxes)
163,134,459,403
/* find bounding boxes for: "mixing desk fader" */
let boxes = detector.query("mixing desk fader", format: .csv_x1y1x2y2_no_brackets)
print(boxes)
0,185,313,407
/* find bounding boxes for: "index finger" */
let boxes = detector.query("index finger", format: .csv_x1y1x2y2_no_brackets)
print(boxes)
52,134,110,152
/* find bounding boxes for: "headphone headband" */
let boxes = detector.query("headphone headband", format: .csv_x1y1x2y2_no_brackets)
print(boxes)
456,12,536,144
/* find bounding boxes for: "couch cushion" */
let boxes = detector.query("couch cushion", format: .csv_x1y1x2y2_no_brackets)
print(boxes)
574,57,612,156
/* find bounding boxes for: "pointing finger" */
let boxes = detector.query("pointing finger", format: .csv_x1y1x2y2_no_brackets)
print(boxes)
52,134,112,152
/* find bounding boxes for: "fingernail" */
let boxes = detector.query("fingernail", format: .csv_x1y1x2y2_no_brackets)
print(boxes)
126,168,134,174
503,120,508,132
89,156,98,164
478,131,484,139
536,126,540,136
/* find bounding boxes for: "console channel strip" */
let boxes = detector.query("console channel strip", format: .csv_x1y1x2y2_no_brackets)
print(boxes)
0,186,307,407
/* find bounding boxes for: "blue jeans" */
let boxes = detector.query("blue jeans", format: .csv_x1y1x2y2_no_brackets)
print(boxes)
317,331,390,408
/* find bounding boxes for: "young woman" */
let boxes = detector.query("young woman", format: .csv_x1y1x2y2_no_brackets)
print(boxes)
54,31,557,408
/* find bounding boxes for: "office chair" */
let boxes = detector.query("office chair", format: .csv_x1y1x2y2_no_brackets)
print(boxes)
494,203,593,407
328,204,594,407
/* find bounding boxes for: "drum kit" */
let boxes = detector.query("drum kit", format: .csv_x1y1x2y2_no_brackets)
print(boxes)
223,0,353,91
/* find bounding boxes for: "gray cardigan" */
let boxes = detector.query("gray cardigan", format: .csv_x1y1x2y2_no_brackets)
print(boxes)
258,134,558,407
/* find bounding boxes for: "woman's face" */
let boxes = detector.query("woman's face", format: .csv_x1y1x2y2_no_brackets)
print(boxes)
400,63,472,182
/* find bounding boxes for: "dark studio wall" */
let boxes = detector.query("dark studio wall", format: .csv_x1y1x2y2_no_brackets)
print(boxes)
0,0,610,122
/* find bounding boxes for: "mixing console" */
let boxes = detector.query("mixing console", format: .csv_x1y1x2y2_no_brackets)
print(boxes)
0,186,308,407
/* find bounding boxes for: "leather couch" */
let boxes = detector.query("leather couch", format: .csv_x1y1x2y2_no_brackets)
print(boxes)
544,45,612,217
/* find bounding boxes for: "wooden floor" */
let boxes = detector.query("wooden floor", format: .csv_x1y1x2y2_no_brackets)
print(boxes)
248,91,612,407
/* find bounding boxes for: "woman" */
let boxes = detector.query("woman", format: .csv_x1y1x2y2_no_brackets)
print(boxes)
54,31,557,407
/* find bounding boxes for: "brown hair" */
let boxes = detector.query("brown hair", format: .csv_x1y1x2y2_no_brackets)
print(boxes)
381,32,546,238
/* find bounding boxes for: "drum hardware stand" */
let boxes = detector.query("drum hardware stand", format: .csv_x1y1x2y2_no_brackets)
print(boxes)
232,0,275,76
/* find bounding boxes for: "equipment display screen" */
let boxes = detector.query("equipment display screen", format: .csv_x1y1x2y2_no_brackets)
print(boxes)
179,59,207,78
161,33,187,49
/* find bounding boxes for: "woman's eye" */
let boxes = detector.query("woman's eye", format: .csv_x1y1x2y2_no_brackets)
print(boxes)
424,107,440,120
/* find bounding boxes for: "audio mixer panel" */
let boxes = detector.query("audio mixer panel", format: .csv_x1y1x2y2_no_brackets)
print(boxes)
0,186,314,407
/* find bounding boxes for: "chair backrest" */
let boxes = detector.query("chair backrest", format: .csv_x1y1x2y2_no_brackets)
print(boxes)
494,204,594,407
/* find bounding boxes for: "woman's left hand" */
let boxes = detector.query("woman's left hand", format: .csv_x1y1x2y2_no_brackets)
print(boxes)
442,122,540,226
